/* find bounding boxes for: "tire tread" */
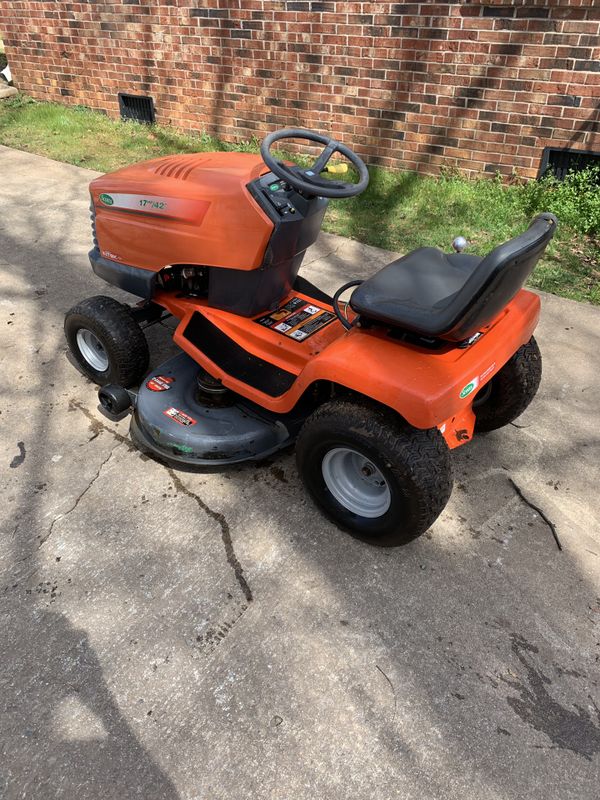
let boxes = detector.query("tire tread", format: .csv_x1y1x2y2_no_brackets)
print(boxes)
65,295,149,387
296,398,453,544
474,336,542,432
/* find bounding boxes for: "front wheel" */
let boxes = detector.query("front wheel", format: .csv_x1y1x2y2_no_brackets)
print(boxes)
64,295,149,387
474,336,542,432
296,399,453,546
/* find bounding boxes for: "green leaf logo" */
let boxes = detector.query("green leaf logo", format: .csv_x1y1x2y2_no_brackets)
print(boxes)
459,382,476,399
99,193,114,206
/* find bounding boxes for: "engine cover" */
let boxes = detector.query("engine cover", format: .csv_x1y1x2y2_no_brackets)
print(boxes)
90,153,274,272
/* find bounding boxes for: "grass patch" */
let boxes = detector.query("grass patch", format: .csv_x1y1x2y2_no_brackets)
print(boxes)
329,169,600,304
0,95,258,171
0,96,598,304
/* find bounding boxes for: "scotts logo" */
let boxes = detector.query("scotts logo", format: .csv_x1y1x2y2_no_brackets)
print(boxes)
99,193,114,206
460,381,477,399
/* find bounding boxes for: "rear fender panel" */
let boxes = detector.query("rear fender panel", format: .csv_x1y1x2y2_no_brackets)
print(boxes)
296,290,541,431
162,288,541,435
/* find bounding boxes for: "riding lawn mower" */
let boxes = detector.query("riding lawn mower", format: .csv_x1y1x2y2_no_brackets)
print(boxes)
65,128,556,545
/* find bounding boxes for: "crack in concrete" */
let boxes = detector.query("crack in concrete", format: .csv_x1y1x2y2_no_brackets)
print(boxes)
509,478,562,551
68,399,253,603
69,399,136,450
301,241,343,269
38,443,121,549
376,664,397,725
167,468,253,604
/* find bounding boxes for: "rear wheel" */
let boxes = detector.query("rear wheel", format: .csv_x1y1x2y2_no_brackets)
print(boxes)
296,399,453,546
64,295,149,387
474,336,542,432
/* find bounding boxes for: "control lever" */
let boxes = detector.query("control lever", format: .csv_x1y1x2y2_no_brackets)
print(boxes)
452,236,468,253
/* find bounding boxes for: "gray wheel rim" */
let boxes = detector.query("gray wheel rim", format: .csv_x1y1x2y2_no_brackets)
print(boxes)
76,329,109,372
321,447,391,518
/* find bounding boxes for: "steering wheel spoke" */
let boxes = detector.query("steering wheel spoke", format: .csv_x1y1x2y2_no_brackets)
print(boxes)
260,128,369,199
311,141,339,175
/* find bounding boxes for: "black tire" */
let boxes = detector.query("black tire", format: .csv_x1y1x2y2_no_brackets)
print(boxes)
64,295,149,387
296,399,453,546
474,336,542,432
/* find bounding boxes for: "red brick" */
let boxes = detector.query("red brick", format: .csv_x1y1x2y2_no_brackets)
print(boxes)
3,0,599,178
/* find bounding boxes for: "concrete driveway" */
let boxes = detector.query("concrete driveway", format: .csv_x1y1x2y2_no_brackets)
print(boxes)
1,145,599,800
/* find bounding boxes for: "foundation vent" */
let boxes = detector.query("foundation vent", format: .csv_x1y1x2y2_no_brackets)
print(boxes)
118,93,155,125
539,147,600,180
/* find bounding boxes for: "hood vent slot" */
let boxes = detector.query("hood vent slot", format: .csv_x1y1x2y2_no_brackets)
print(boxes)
151,156,213,181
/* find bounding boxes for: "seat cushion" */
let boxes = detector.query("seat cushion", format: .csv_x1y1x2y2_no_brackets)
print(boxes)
350,247,482,336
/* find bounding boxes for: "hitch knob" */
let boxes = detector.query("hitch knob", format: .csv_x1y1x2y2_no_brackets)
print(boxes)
452,236,468,253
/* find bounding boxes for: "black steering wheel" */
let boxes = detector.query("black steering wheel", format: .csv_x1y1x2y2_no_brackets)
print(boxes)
260,128,369,199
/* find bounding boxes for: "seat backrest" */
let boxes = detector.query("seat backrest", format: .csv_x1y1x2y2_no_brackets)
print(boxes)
445,212,557,341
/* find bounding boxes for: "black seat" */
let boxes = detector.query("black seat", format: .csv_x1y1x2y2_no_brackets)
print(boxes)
350,213,557,342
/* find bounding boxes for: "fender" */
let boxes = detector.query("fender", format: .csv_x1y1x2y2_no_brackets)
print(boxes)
165,288,540,438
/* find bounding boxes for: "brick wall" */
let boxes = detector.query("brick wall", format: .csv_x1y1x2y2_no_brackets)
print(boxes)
3,1,600,177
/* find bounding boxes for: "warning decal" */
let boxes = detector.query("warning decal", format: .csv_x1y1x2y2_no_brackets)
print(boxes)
163,407,197,426
146,375,174,392
255,297,335,341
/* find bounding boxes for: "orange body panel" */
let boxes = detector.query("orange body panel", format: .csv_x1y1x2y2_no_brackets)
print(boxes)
154,287,541,450
90,153,273,271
